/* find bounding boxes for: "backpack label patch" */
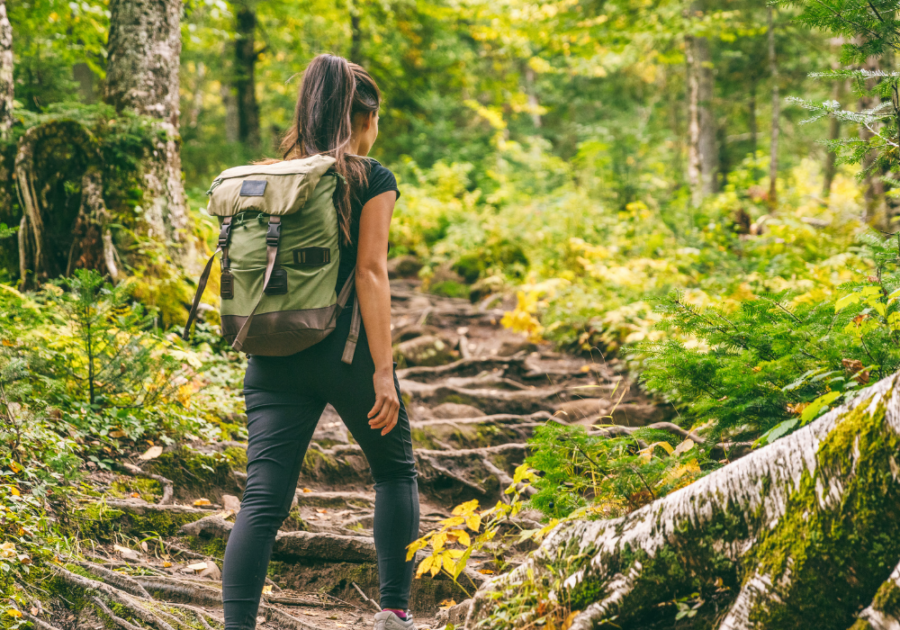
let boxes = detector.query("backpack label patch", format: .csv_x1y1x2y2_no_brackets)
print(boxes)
240,180,268,197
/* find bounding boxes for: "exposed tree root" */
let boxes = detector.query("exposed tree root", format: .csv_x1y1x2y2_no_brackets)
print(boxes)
104,498,211,518
21,610,64,630
262,604,324,630
54,565,178,630
180,514,234,541
857,561,900,630
399,380,568,415
462,372,900,630
92,596,145,630
74,559,152,598
120,462,176,505
589,422,753,458
134,576,223,607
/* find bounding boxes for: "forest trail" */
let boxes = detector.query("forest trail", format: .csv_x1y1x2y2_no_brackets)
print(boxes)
54,280,672,630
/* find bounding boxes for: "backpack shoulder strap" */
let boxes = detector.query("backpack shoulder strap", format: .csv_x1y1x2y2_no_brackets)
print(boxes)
182,217,233,341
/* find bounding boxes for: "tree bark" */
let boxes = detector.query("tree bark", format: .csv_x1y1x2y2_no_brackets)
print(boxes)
463,370,900,630
748,81,757,155
686,35,702,207
234,1,260,151
0,0,12,139
822,75,843,199
105,0,191,262
695,34,717,197
856,36,888,227
350,5,362,65
768,6,779,208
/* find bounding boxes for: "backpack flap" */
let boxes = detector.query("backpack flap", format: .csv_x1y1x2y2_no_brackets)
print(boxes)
206,154,337,217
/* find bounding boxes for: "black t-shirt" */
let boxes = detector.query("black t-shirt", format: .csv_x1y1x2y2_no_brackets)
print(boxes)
335,158,400,292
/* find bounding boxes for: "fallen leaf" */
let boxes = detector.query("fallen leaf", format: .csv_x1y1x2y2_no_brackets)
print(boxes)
140,541,149,553
193,498,212,507
439,599,457,609
109,430,126,439
5,609,22,618
478,569,494,574
580,365,592,372
187,562,209,573
30,607,39,615
139,445,163,460
162,562,172,568
18,554,31,565
130,492,141,498
672,439,695,457
302,488,312,493
10,487,19,496
262,585,273,595
315,508,327,514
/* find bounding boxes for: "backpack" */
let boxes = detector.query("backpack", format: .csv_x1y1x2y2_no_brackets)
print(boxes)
182,154,361,363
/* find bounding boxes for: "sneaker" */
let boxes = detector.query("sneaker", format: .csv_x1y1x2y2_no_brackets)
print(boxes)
374,610,414,630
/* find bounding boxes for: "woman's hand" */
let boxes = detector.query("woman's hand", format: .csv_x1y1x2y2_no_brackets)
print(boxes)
368,366,400,436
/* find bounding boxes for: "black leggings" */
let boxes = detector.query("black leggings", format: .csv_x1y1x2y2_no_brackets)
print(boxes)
222,308,420,629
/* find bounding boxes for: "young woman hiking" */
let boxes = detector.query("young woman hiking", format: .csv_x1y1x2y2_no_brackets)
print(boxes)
221,54,420,630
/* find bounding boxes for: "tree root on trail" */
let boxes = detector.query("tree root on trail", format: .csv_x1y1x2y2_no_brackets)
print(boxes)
856,561,900,630
73,559,152,598
262,604,325,630
399,380,567,415
92,596,145,630
120,462,175,505
133,575,223,607
54,565,178,630
104,498,212,517
21,610,64,630
180,514,234,541
462,371,900,630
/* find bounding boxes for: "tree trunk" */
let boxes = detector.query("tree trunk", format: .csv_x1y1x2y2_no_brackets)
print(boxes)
221,81,239,144
234,1,260,151
686,35,702,207
858,50,888,227
695,35,717,197
748,81,757,155
105,0,191,262
350,5,362,65
461,370,900,630
822,76,843,199
0,0,12,139
524,65,542,128
768,6,779,208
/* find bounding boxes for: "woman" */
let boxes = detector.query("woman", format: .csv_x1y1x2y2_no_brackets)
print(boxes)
221,54,419,630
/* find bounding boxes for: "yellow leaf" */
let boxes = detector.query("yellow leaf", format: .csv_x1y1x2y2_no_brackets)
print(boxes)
416,555,434,578
162,562,172,568
430,554,443,577
440,516,465,527
139,445,163,460
262,585,273,595
109,430,126,438
447,549,465,558
432,532,447,551
478,568,494,574
442,551,456,575
439,599,457,610
8,461,21,473
5,609,22,618
465,514,482,532
10,487,20,496
457,530,471,547
193,498,212,507
451,499,480,516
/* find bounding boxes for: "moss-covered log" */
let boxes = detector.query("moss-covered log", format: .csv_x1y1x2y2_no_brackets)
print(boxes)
462,370,900,630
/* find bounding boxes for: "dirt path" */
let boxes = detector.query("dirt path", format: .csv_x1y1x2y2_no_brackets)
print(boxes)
51,281,670,630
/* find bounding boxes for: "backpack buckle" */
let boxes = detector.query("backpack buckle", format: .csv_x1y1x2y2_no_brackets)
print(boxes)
218,218,233,249
266,219,281,247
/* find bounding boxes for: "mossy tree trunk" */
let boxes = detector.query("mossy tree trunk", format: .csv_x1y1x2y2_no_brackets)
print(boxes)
105,0,194,265
15,121,116,286
464,371,900,630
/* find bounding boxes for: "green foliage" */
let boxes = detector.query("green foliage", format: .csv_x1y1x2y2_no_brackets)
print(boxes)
527,423,711,520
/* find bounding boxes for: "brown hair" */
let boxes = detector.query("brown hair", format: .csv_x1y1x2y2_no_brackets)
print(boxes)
279,54,381,245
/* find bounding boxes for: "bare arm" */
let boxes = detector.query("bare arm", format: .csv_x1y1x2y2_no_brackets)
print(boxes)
355,190,399,436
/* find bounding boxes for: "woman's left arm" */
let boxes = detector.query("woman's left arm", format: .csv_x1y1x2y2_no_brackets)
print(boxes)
355,190,399,436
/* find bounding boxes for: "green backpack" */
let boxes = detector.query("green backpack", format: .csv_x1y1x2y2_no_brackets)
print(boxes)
182,154,360,362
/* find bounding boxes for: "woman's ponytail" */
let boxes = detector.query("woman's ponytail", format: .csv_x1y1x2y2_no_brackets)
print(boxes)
280,54,381,246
